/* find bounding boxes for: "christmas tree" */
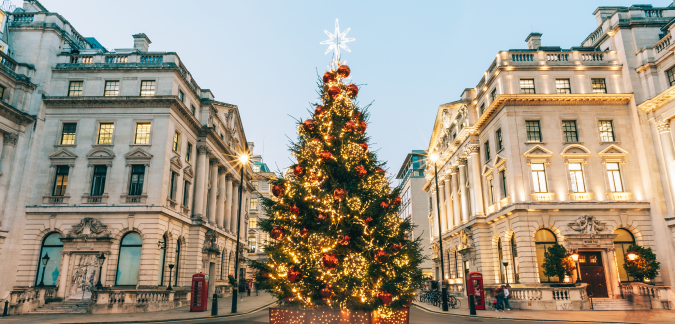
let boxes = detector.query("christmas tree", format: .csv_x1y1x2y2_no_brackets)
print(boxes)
251,56,424,314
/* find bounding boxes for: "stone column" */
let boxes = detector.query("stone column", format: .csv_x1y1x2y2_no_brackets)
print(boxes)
216,167,227,228
431,190,440,238
224,175,233,232
56,251,71,298
230,180,240,232
444,177,453,230
193,146,210,219
468,145,485,217
458,160,469,224
605,249,621,298
0,133,18,217
451,167,461,228
656,119,675,205
208,160,219,225
438,182,447,232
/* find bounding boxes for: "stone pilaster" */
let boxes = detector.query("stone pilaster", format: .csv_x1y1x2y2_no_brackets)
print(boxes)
224,175,233,232
193,145,211,219
216,167,227,228
468,145,485,218
444,177,453,230
230,180,240,233
451,167,461,228
208,159,219,225
458,160,470,224
656,119,675,206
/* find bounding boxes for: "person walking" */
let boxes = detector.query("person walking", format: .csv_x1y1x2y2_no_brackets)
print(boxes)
495,286,505,312
503,284,511,311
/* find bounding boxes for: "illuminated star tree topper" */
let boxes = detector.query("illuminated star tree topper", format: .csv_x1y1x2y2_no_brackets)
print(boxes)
320,19,355,66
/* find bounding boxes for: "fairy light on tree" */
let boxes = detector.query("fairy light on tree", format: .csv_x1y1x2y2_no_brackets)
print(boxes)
251,19,424,320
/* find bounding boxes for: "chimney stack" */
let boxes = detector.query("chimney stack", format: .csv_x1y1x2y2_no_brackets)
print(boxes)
526,33,542,50
132,33,151,52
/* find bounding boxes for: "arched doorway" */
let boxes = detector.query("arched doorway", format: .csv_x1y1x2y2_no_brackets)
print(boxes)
116,232,142,286
613,228,635,282
157,234,167,286
510,235,520,283
35,232,63,286
497,238,506,283
535,229,558,283
174,240,181,287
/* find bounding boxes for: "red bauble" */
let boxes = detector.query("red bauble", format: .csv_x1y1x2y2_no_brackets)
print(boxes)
337,65,351,78
334,188,347,201
328,135,337,142
322,253,339,269
328,86,341,99
303,119,315,131
300,228,309,238
343,120,356,132
359,121,367,133
290,204,300,215
375,250,389,263
338,235,351,246
272,183,286,198
323,71,335,83
364,217,373,227
293,165,306,177
346,84,359,98
355,166,367,177
391,242,403,253
271,226,285,240
260,271,270,280
320,286,333,298
376,168,385,174
391,197,402,208
287,267,301,283
317,213,327,221
284,296,294,303
378,291,393,305
315,105,325,116
359,143,368,152
320,151,333,159
380,201,389,208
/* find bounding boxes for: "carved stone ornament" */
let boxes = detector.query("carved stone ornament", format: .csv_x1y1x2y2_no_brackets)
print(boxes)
197,145,212,155
68,217,110,238
459,228,473,249
656,119,671,133
3,133,18,146
568,215,606,239
202,229,220,255
442,109,451,129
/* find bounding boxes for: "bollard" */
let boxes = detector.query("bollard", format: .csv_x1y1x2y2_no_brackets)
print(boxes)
469,295,476,315
3,300,9,316
211,293,218,316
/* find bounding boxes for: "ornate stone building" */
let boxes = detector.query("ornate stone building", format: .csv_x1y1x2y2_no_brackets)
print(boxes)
0,1,255,314
425,3,675,311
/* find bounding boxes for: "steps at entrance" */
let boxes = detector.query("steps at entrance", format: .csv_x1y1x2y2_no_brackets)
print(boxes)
28,300,89,314
592,298,633,311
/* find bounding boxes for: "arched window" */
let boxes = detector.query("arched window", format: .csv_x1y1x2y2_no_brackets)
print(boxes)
535,229,558,283
497,238,506,283
116,232,142,286
157,234,167,286
35,232,63,286
511,235,520,283
174,240,181,286
613,229,635,282
455,250,461,278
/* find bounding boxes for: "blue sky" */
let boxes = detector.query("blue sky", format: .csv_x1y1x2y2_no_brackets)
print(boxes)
38,0,661,181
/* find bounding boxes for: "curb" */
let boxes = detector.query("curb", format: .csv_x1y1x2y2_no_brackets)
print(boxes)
412,302,643,324
63,301,278,324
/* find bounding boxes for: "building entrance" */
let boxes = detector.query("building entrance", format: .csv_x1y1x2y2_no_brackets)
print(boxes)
68,254,100,300
578,252,608,298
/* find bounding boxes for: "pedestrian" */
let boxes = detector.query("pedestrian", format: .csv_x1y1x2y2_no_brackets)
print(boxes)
247,281,252,297
495,286,505,312
503,284,511,311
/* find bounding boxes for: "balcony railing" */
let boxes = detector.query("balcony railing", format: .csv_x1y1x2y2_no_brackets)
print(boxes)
70,56,93,64
140,55,163,63
106,55,128,63
13,14,33,23
645,9,664,17
620,282,674,310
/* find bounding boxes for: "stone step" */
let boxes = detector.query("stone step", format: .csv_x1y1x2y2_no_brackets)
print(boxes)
28,301,91,314
29,309,88,314
592,299,633,311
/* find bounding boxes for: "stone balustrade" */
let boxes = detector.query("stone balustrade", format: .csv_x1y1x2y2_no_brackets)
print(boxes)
90,288,191,314
484,285,590,311
7,287,57,315
502,50,613,68
620,282,674,310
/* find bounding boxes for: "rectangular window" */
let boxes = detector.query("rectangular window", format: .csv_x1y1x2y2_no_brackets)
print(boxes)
488,178,495,204
0,85,5,100
249,217,257,229
668,67,675,87
186,143,192,163
250,198,258,210
491,88,497,102
520,79,535,94
53,166,69,196
531,163,548,193
97,123,114,144
598,120,615,142
252,165,261,172
104,81,120,96
592,78,607,94
183,181,190,206
90,165,107,196
555,79,571,94
526,120,542,142
173,131,180,152
68,81,83,97
60,123,77,145
252,181,258,190
248,237,257,253
134,122,151,144
607,162,624,192
496,129,503,151
140,80,156,96
569,163,586,193
169,172,178,200
129,165,145,196
479,103,485,116
484,141,491,163
191,105,196,115
562,120,578,142
500,169,508,197
178,90,184,102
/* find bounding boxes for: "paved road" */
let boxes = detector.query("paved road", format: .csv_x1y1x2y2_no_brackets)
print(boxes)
150,306,590,324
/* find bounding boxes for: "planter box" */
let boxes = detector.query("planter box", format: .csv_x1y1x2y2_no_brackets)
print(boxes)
269,307,409,324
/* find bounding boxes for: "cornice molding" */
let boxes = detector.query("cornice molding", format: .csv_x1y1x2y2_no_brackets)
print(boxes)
0,101,35,126
639,85,675,113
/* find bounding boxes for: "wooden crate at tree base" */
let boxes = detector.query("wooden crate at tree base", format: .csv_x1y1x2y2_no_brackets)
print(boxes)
269,307,409,324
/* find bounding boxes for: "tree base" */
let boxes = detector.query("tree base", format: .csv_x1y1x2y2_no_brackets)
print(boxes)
269,307,409,324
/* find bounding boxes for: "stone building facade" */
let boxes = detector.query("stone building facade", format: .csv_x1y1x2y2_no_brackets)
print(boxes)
0,1,255,314
425,3,675,310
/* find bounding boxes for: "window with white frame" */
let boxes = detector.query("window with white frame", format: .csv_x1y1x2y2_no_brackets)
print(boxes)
568,163,586,193
606,162,624,192
487,178,495,205
250,198,258,210
531,163,548,193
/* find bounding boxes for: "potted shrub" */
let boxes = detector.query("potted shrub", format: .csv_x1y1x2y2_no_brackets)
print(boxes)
542,244,575,286
624,244,660,283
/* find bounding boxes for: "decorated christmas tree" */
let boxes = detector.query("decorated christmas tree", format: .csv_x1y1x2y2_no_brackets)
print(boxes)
251,20,425,317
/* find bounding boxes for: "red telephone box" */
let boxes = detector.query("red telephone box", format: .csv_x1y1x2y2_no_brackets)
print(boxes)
465,272,485,310
190,272,209,312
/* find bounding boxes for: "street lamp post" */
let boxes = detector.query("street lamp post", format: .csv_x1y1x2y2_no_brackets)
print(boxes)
571,252,581,283
95,253,106,289
232,153,249,313
626,251,639,281
167,264,174,291
502,261,509,284
429,153,449,312
38,253,50,287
